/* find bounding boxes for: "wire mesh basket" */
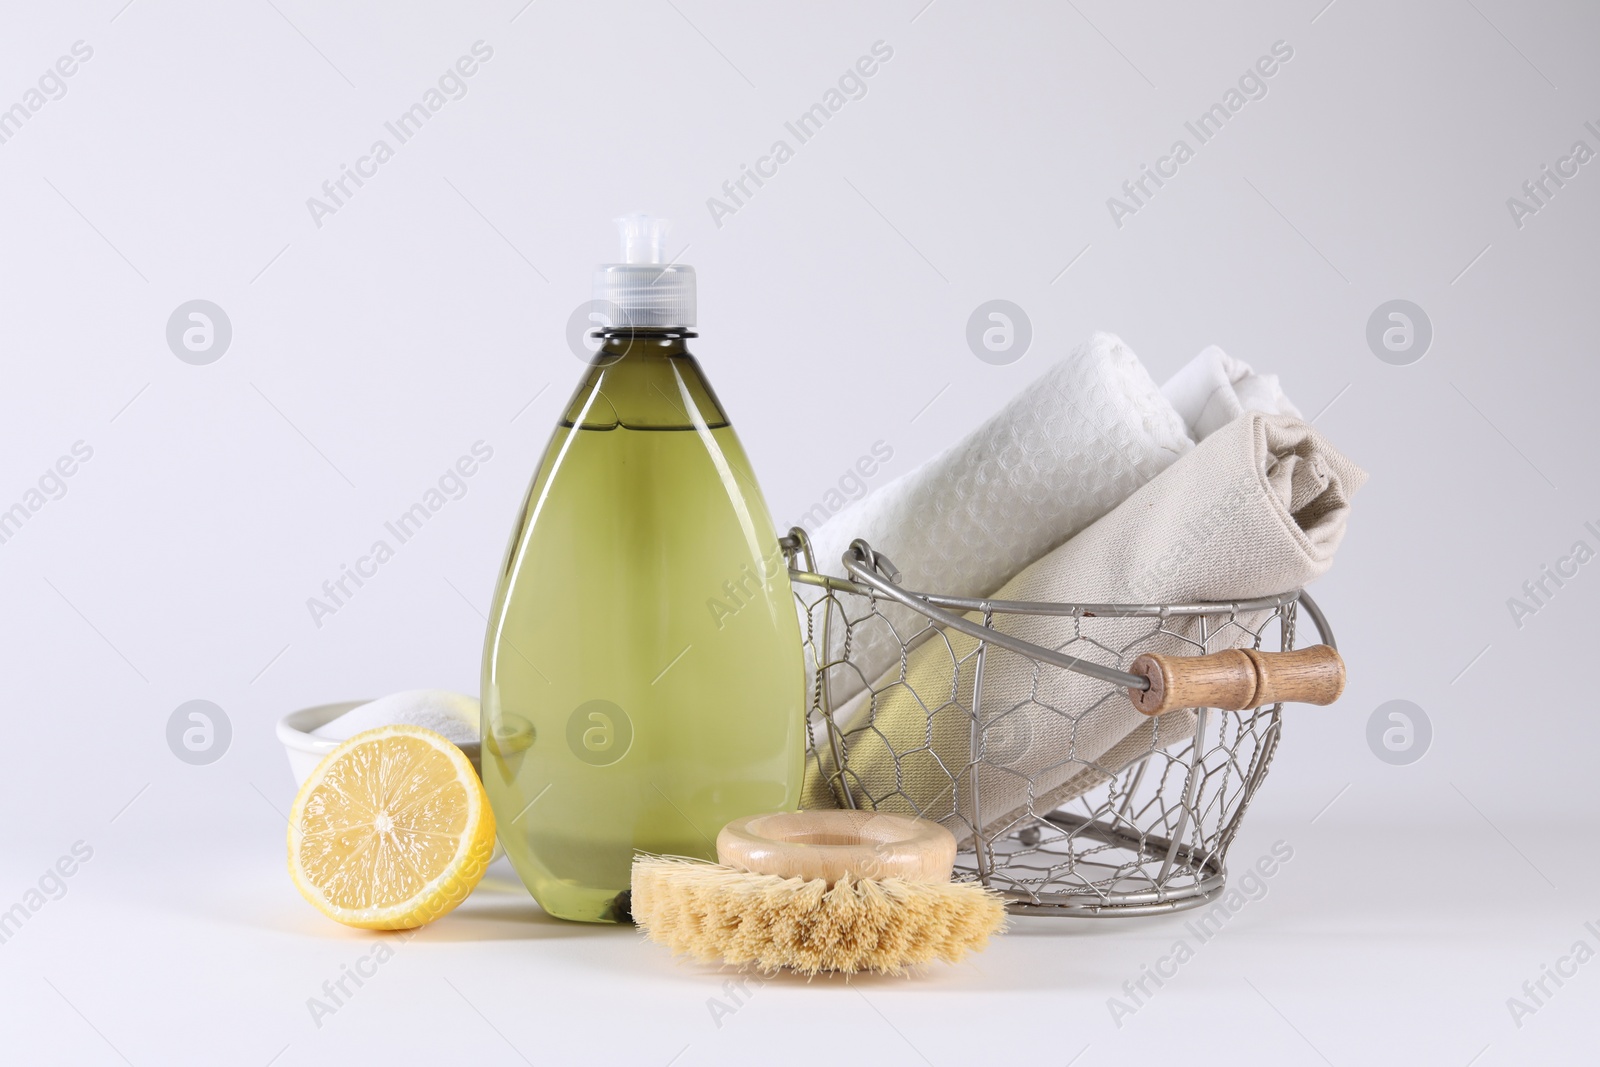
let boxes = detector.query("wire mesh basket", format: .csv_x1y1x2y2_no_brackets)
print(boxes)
784,528,1341,918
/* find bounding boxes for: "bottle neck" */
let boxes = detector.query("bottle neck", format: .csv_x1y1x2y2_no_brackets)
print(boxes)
562,328,728,431
594,327,697,361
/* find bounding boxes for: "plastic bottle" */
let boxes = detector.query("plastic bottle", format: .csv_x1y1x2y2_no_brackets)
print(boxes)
481,216,805,923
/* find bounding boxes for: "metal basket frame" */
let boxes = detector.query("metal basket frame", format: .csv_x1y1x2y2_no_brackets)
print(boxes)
783,529,1336,918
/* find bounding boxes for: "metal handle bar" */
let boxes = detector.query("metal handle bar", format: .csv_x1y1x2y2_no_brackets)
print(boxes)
784,532,1334,693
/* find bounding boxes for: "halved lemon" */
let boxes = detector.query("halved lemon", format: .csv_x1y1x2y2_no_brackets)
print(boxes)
287,724,496,930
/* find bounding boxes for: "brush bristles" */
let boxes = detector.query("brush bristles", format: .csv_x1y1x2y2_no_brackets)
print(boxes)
631,855,1007,976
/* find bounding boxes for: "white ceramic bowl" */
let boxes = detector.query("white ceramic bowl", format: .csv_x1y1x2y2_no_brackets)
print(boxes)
276,700,484,787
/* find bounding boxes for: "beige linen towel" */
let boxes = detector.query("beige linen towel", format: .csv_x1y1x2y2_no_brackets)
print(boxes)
804,413,1366,843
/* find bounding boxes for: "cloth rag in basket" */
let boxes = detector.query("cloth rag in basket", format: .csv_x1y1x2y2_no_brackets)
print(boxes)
802,413,1366,843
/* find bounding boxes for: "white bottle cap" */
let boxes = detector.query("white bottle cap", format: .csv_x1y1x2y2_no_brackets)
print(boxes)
593,214,696,328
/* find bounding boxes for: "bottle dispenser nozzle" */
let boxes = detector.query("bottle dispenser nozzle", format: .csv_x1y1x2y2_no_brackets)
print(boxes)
594,214,696,328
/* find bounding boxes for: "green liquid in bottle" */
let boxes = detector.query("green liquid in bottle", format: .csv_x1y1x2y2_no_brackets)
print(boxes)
481,332,805,922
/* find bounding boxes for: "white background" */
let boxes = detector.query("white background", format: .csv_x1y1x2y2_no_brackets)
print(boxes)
1,0,1596,1063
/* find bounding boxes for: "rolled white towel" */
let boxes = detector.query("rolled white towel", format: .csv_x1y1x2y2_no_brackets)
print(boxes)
798,332,1193,709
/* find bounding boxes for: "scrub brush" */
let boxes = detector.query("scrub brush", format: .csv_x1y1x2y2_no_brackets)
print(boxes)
631,810,1006,975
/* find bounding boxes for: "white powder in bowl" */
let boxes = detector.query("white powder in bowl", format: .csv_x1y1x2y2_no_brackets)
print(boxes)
312,690,480,746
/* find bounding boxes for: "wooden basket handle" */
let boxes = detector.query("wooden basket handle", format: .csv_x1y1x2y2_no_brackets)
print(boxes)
1127,644,1346,716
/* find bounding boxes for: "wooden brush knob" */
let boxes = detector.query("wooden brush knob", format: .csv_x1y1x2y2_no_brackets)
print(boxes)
718,810,956,885
1127,644,1346,716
